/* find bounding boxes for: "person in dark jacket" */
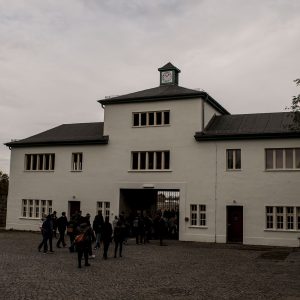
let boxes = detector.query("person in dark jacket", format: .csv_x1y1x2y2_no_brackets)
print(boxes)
101,216,112,259
38,213,47,252
75,223,93,268
41,214,54,253
56,212,68,248
158,214,167,246
113,218,126,258
93,211,104,250
51,211,58,239
67,214,77,253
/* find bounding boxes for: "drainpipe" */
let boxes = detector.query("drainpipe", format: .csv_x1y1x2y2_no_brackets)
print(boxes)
214,142,218,243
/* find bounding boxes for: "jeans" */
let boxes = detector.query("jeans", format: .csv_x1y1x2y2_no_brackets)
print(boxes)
95,233,101,248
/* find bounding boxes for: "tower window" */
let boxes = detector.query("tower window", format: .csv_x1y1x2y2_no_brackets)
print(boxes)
132,110,170,127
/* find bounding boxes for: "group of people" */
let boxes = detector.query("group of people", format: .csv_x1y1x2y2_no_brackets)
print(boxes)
38,211,68,253
38,209,178,268
126,209,179,246
38,210,127,268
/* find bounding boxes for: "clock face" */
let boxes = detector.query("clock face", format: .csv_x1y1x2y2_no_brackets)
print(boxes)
161,71,173,84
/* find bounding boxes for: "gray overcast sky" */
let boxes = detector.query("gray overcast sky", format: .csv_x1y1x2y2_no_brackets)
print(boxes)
1,0,299,174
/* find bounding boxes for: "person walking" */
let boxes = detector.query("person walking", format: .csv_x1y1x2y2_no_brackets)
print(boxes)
113,218,126,258
93,211,104,250
158,213,167,246
38,213,47,252
41,214,54,253
56,212,68,248
67,214,77,253
51,211,58,239
101,216,112,259
75,222,93,268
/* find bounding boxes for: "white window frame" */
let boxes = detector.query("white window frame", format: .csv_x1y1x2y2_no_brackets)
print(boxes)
265,148,300,170
189,204,207,228
71,152,83,171
226,149,241,170
130,151,170,171
97,201,110,220
132,110,170,127
25,153,55,171
21,199,53,219
265,206,300,231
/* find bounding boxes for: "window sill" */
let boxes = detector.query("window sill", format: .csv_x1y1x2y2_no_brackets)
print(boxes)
128,169,172,173
264,229,300,233
188,226,208,229
24,170,54,172
70,170,83,172
265,169,300,172
132,124,171,128
226,169,242,172
19,217,41,220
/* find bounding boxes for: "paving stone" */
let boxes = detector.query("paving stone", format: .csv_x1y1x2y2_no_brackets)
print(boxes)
0,231,300,299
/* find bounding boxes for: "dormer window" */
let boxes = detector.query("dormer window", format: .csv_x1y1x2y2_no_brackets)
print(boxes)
132,110,170,127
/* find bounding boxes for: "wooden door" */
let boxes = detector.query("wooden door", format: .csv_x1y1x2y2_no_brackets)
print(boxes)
69,201,80,218
227,206,243,243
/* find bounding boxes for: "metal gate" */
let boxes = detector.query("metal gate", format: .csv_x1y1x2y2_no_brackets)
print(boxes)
156,190,179,212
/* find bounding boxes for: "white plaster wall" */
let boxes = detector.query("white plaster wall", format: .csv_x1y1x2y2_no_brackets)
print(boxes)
214,139,300,247
203,101,220,127
7,96,219,244
6,96,300,247
103,98,218,242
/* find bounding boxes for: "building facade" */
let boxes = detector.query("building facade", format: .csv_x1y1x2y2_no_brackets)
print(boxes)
5,63,300,247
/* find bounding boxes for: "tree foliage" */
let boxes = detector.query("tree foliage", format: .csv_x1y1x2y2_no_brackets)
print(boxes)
290,79,300,112
0,171,9,195
286,79,300,129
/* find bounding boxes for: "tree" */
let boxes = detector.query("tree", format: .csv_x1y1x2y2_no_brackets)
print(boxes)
286,79,300,129
0,171,9,195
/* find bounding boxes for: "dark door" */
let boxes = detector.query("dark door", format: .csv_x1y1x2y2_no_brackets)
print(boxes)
69,201,80,218
227,206,243,243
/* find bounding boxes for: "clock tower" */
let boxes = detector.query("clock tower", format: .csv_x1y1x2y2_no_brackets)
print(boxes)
158,62,181,86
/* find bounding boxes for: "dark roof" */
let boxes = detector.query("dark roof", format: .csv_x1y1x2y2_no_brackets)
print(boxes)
158,62,181,72
195,112,300,141
99,85,229,115
5,122,109,148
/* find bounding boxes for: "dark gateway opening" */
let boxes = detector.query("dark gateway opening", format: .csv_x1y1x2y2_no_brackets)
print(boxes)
119,189,180,240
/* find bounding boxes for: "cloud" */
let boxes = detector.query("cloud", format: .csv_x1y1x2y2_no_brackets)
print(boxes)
0,0,299,174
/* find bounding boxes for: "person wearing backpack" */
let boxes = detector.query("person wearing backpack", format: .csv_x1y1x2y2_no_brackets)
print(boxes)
75,223,93,268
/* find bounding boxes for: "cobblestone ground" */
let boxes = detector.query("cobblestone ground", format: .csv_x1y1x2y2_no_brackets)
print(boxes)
0,231,300,300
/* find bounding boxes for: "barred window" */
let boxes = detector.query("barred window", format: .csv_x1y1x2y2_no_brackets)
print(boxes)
132,110,170,127
131,151,170,171
25,154,55,171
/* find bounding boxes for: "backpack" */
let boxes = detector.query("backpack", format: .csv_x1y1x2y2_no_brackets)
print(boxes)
74,233,86,245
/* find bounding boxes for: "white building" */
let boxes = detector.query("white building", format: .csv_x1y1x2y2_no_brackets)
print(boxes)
5,63,300,247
